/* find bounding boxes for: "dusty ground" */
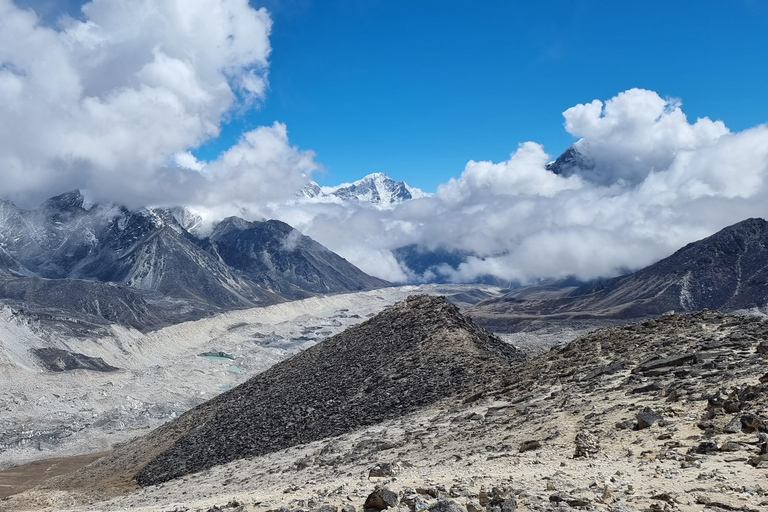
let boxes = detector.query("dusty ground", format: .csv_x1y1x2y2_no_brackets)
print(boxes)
5,383,766,512
0,453,106,499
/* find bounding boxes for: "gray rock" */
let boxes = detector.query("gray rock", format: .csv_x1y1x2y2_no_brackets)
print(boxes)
465,501,483,512
722,400,741,413
608,504,639,512
364,488,399,512
635,407,662,429
490,487,510,501
400,493,427,512
426,501,465,512
634,353,697,374
498,498,516,512
742,413,763,431
519,440,541,452
369,463,401,478
719,441,741,452
692,441,718,454
486,487,515,512
549,492,590,508
723,416,743,434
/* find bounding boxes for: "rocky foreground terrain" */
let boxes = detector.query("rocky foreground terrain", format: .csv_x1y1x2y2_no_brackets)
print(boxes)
2,298,767,512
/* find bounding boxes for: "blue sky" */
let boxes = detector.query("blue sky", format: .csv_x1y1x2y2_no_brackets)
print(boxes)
18,0,768,192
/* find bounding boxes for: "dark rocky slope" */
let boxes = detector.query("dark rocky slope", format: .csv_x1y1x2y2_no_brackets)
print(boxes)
52,295,525,490
471,218,768,331
135,295,524,484
0,277,180,333
207,217,390,298
31,348,118,372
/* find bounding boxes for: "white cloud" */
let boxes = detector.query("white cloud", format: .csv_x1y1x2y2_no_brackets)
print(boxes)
0,0,317,208
563,88,730,185
438,141,583,201
240,89,768,284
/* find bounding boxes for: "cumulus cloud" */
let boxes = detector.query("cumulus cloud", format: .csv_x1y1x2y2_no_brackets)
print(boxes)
0,0,317,208
243,89,768,284
563,89,730,185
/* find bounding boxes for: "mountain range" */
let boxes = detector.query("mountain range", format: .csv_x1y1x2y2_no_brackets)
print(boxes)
470,217,768,331
0,191,388,331
4,182,768,512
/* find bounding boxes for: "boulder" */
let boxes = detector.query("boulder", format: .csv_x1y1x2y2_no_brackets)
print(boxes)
635,407,662,429
364,488,399,512
549,492,590,508
518,440,541,452
369,463,401,479
723,416,743,434
426,502,465,512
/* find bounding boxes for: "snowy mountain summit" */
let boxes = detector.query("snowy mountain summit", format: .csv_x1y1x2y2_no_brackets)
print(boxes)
298,172,428,209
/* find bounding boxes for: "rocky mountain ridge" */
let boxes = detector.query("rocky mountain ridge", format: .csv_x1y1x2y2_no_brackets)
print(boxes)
0,191,388,332
39,295,524,491
208,217,386,299
471,217,768,332
545,145,593,177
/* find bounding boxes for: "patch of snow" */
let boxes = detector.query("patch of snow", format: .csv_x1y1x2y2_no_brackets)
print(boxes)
679,271,694,310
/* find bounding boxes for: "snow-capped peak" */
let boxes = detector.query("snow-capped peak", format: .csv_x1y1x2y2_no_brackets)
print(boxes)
297,173,429,209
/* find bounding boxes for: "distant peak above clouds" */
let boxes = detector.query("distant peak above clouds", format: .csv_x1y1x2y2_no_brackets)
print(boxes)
545,146,593,178
296,172,430,209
